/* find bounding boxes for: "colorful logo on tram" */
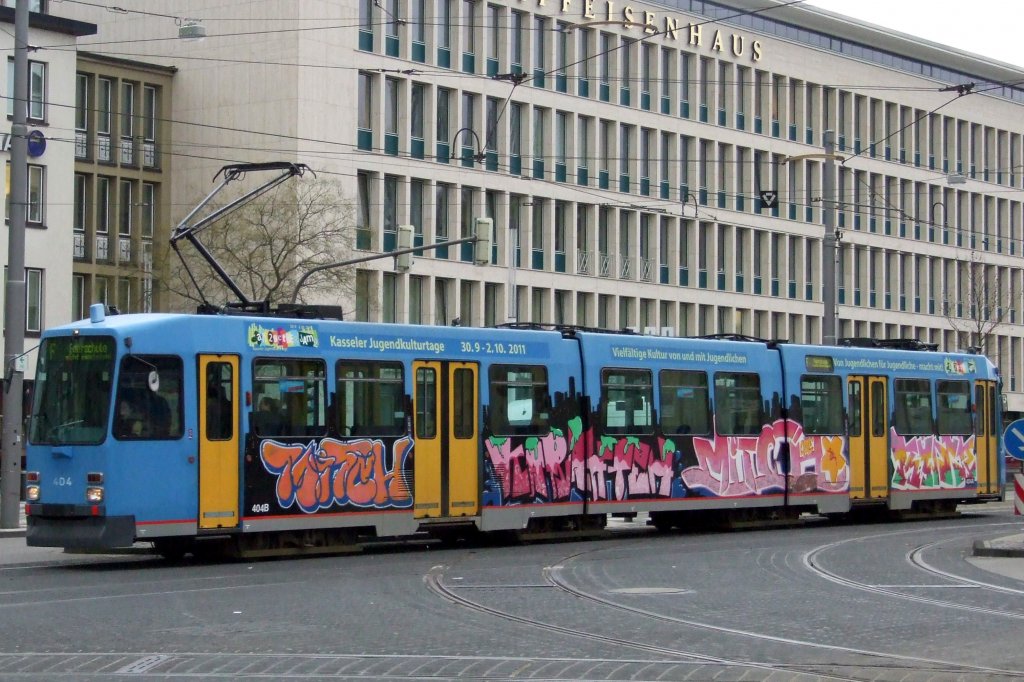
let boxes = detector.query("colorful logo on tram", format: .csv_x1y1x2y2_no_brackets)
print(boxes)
247,323,319,351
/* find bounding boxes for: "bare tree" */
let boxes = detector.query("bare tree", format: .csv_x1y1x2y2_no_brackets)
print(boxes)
165,176,359,312
943,249,1015,357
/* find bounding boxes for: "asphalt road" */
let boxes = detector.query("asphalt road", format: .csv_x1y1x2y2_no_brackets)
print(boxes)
0,502,1021,681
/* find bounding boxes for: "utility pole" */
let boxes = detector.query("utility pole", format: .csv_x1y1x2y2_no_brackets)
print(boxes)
1,0,29,528
822,130,838,346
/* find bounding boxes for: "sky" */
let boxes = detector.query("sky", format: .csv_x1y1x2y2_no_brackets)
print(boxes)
804,0,1024,69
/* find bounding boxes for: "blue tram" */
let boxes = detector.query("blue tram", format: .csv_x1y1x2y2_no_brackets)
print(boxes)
24,305,1003,556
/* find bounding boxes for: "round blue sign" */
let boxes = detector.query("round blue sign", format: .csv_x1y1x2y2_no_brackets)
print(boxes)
26,129,45,157
1002,418,1024,461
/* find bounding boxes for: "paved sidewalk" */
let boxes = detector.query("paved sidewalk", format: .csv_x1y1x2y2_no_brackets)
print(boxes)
0,501,26,537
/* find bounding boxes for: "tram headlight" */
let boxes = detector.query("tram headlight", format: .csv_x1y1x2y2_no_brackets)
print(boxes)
85,486,104,503
25,485,40,502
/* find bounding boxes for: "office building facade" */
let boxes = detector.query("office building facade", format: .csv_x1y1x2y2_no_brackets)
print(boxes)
58,0,1024,411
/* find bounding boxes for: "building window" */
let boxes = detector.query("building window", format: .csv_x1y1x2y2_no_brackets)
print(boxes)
75,73,88,158
509,102,522,157
358,71,372,130
142,84,158,167
511,11,524,69
27,164,44,224
120,81,135,165
25,268,42,333
437,88,450,144
97,77,112,161
410,82,424,140
96,176,110,235
462,0,476,56
356,171,371,249
1,1,45,11
410,178,424,237
72,274,85,321
118,277,132,314
438,0,452,50
359,0,373,32
118,179,133,237
73,173,87,233
410,0,425,43
95,276,109,305
141,183,155,240
436,183,450,239
6,59,47,121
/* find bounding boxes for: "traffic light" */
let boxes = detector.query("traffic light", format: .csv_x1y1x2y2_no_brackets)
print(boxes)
396,224,414,271
474,217,492,266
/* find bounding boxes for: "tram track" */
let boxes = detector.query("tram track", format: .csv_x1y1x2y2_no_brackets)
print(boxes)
424,540,1024,681
802,520,1024,620
423,557,861,681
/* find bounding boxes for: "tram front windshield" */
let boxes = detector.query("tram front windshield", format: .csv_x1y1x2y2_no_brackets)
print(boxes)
29,336,115,445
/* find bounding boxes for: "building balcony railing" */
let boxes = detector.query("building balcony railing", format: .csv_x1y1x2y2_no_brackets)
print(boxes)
619,255,633,279
74,130,88,159
95,235,109,260
598,252,611,277
143,140,157,168
118,236,132,264
120,137,135,166
73,232,86,259
577,250,591,275
97,134,111,163
639,257,653,282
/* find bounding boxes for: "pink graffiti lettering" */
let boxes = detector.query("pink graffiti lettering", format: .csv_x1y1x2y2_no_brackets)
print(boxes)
485,432,586,503
684,420,847,497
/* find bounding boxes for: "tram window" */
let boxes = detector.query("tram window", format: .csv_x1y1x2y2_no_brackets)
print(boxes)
713,372,763,436
602,368,653,435
488,365,549,435
205,362,233,441
659,369,710,436
113,355,183,440
252,359,327,437
988,385,997,433
416,367,437,439
936,380,971,435
452,367,474,439
336,361,405,437
30,336,115,445
871,381,885,437
799,375,843,435
847,381,862,437
893,378,933,435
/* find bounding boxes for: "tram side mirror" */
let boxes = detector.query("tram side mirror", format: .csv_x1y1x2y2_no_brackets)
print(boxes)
148,370,160,393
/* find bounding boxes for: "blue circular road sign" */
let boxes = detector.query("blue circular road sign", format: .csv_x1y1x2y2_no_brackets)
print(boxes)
1002,418,1024,461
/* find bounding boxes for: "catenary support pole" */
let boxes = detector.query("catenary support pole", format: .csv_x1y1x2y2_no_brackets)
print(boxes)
1,0,30,528
822,130,838,346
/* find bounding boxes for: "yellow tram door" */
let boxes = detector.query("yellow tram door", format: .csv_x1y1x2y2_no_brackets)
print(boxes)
447,363,479,517
974,381,999,495
413,361,442,519
847,377,867,500
412,361,479,519
198,355,240,530
848,375,889,502
865,376,890,500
